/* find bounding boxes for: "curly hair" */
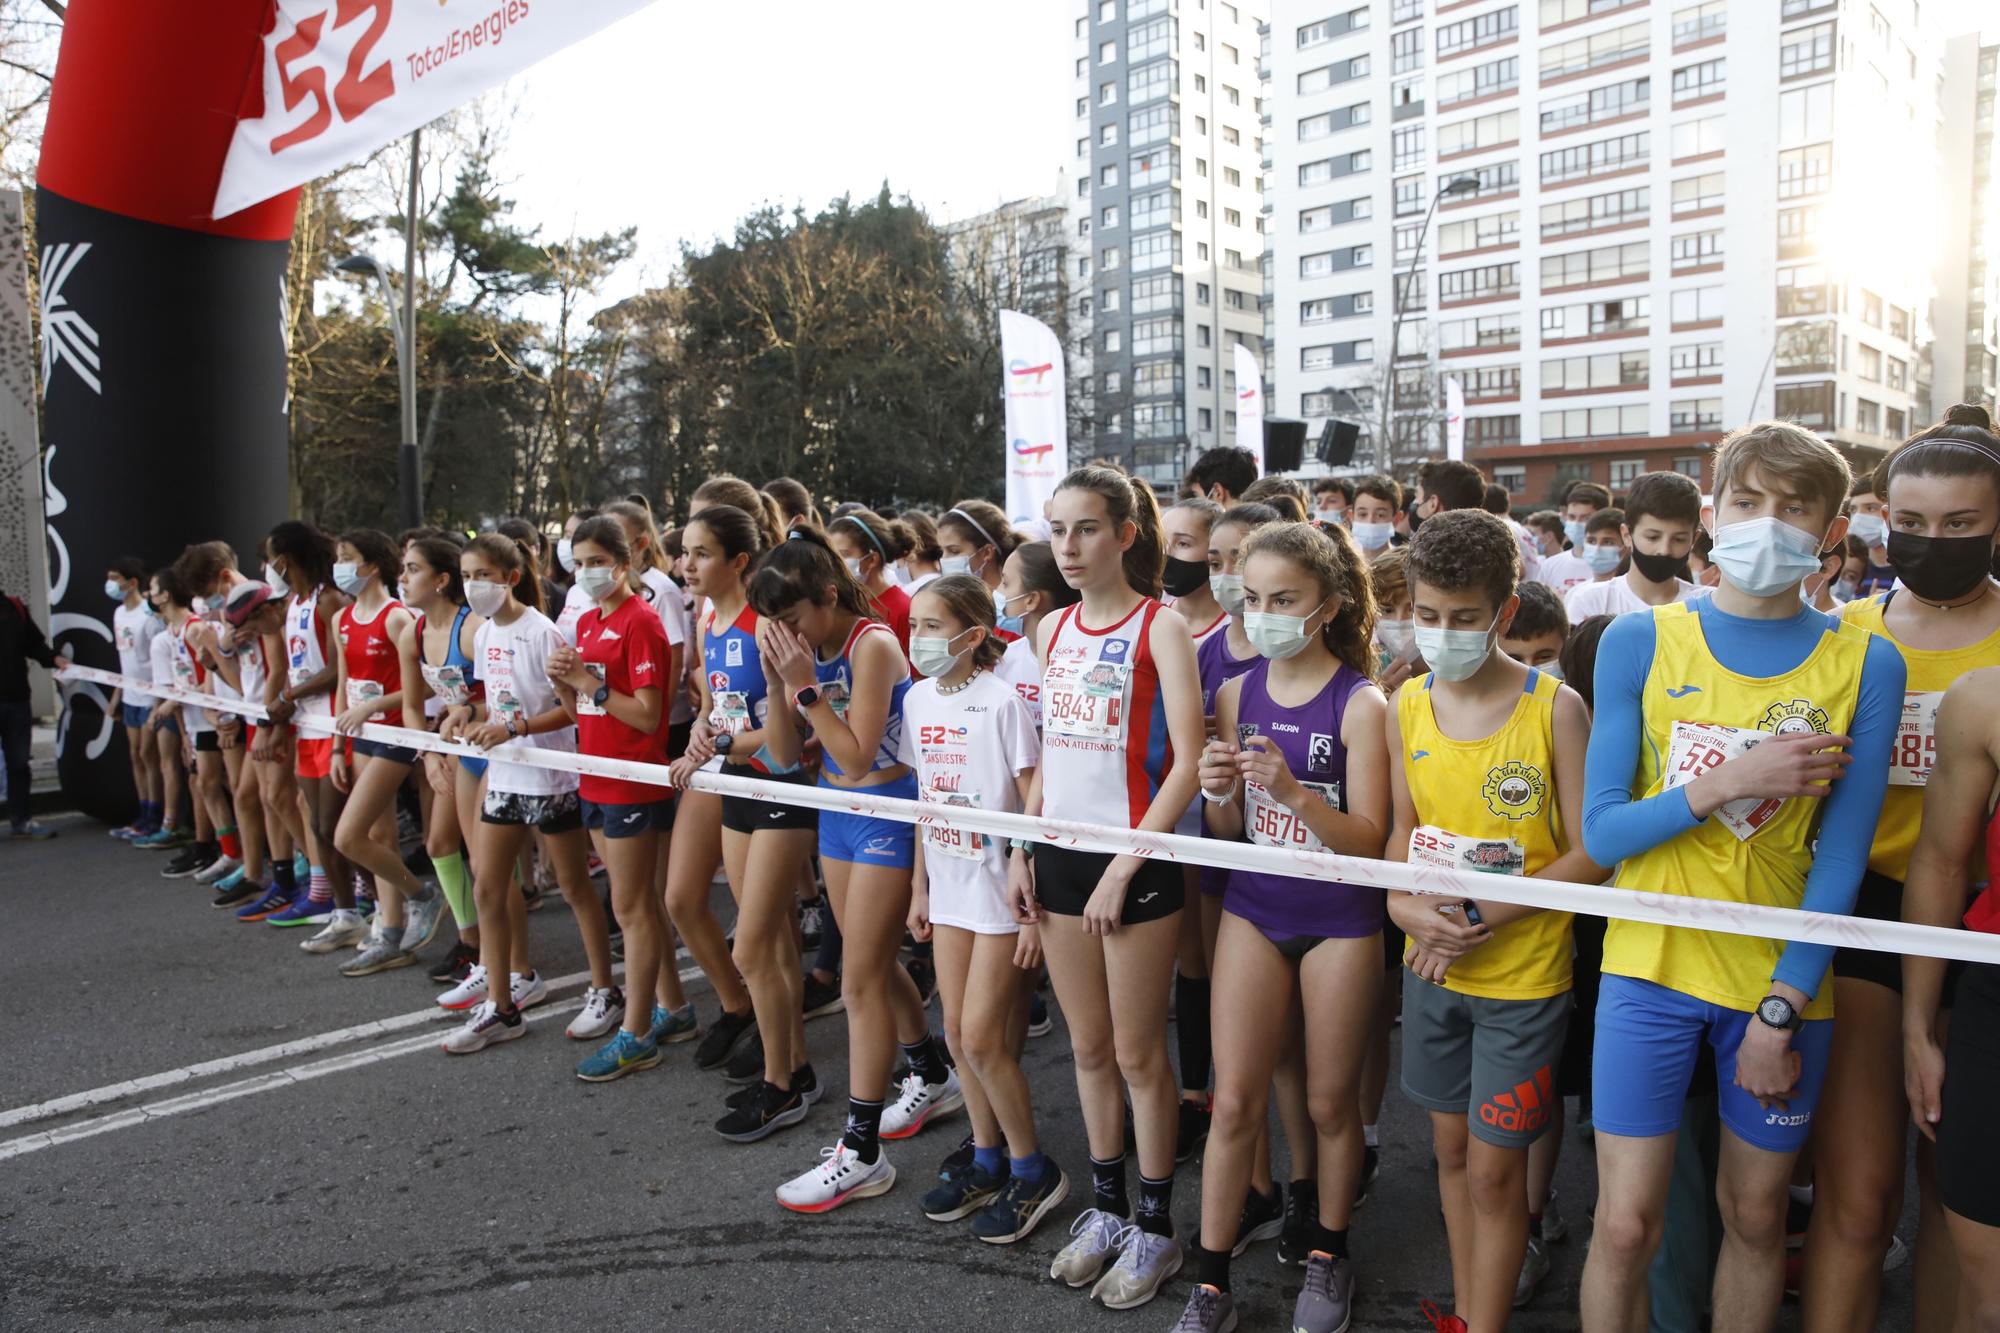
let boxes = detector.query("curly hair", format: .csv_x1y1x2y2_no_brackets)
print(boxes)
1240,521,1378,679
1506,581,1566,643
1405,508,1520,610
1367,545,1412,614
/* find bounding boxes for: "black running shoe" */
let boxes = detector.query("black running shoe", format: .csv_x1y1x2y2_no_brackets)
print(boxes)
728,1063,820,1109
712,1080,807,1143
799,898,825,952
940,1132,976,1173
694,1007,757,1071
1354,1144,1381,1209
906,953,937,1007
1027,993,1053,1038
803,972,844,1020
724,1028,766,1085
212,877,263,910
1232,1182,1285,1257
427,940,479,986
1278,1179,1322,1266
922,1157,1008,1222
1176,1096,1212,1164
162,847,212,879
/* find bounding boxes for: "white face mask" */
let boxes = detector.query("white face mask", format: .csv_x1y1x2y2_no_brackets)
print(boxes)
1243,602,1327,661
105,578,124,601
1315,506,1345,526
1710,516,1826,599
1209,572,1245,615
332,561,364,596
1582,544,1623,575
1351,521,1394,552
1846,512,1887,548
1376,617,1416,660
395,582,410,604
1414,614,1499,683
908,628,975,678
843,556,865,580
556,538,577,574
465,579,509,618
1538,661,1566,682
940,555,974,578
1563,519,1590,549
264,563,286,594
575,566,622,601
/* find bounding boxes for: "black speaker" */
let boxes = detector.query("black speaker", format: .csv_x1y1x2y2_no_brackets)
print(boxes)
1317,419,1360,467
1263,417,1308,473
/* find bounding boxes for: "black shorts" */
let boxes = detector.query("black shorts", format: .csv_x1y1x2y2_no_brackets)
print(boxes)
1031,842,1183,926
667,719,692,762
193,730,220,754
582,797,674,838
350,736,417,764
1559,912,1608,1098
1940,963,2000,1226
1833,869,1964,1002
719,766,819,834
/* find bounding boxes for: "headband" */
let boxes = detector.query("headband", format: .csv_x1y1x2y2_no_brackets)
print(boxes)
837,513,887,562
946,507,1000,553
1889,430,2000,474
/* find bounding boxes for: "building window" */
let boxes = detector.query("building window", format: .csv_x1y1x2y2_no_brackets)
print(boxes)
1452,364,1522,399
1393,124,1427,168
1671,286,1724,325
1493,466,1526,494
1100,81,1119,106
1439,261,1520,303
1101,205,1120,229
1539,75,1649,135
1101,122,1119,145
1100,244,1122,270
1128,145,1174,184
1132,273,1179,312
1445,159,1520,201
1393,26,1425,73
1198,408,1213,432
1438,108,1520,157
1130,189,1176,228
1540,20,1648,81
1777,204,1823,255
1855,397,1881,434
1671,340,1724,378
1774,381,1834,430
1775,262,1831,316
1779,21,1835,79
1671,229,1723,269
1673,455,1706,477
1671,1,1726,47
1437,7,1518,59
1130,105,1175,147
1541,131,1649,185
1300,340,1375,369
1777,83,1834,145
1101,286,1122,313
1539,185,1649,238
1542,350,1649,391
1671,115,1725,159
1132,315,1182,354
1671,56,1726,102
1671,171,1725,215
1102,329,1122,353
1128,57,1175,104
1887,356,1907,390
1777,143,1832,199
1856,344,1883,382
1395,173,1426,217
1441,311,1524,350
1775,321,1834,373
1439,210,1521,253
1438,55,1520,108
1543,404,1649,438
1130,231,1175,271
1468,415,1523,448
1541,294,1649,339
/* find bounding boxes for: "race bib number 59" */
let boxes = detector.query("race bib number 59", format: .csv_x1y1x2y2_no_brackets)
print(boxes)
1663,721,1783,841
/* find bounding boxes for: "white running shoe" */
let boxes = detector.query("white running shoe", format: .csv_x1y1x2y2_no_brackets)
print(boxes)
880,1069,965,1140
438,963,489,1011
194,854,242,885
511,970,548,1010
1050,1207,1129,1287
1089,1224,1183,1310
299,910,369,954
774,1142,897,1214
440,1001,526,1055
566,986,625,1040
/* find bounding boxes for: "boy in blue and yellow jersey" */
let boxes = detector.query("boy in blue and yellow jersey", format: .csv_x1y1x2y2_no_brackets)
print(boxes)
1578,422,1906,1333
1384,509,1605,1333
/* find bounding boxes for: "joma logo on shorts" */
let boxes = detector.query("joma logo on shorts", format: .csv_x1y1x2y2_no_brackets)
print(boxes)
1765,1110,1811,1127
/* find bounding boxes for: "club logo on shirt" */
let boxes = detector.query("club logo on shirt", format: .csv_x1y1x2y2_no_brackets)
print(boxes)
1482,760,1547,820
1099,638,1129,662
725,637,744,667
1758,698,1829,737
1307,733,1335,773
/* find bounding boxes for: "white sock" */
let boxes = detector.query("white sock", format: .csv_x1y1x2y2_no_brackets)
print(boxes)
1363,1123,1380,1148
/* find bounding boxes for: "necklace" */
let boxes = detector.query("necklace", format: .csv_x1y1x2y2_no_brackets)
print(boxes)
936,668,983,695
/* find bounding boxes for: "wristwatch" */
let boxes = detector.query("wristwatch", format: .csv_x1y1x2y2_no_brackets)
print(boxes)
793,684,822,710
591,684,611,708
1755,994,1802,1033
714,733,735,757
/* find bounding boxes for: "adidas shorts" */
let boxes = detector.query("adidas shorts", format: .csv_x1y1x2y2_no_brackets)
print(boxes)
1399,971,1570,1149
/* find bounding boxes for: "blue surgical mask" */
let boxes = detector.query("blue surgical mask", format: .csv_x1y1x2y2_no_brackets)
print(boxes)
1243,602,1327,661
1846,512,1887,548
995,589,1029,637
1710,516,1826,599
1351,521,1393,552
1414,614,1499,683
1582,543,1623,574
1563,519,1589,549
332,562,364,596
104,578,124,601
941,555,974,577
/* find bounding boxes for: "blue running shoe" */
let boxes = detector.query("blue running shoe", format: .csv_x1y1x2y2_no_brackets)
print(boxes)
133,826,187,850
648,1004,698,1046
266,888,329,929
237,882,293,922
212,866,247,894
576,1028,663,1083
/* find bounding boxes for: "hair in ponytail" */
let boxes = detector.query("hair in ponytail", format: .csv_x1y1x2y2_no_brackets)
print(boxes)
1877,402,2000,505
901,510,943,565
467,531,543,613
337,528,400,583
694,475,786,551
830,508,916,574
938,499,1020,563
745,525,875,622
604,498,666,579
1240,521,1378,679
763,477,821,533
1056,465,1165,598
405,536,465,606
919,573,1009,671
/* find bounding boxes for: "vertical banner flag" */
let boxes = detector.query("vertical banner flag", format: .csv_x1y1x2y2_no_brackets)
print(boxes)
1444,374,1466,461
215,0,662,218
1000,310,1066,524
1233,342,1264,470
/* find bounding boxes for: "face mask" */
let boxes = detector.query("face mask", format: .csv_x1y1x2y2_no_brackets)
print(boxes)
332,562,364,596
1316,507,1345,526
1209,573,1245,615
1630,548,1684,584
556,538,576,574
908,628,974,678
1539,661,1566,682
465,579,509,618
1243,602,1327,662
941,555,974,578
1415,615,1498,683
1832,578,1858,603
1887,529,2000,603
105,578,124,601
1710,516,1826,599
190,596,209,617
1563,519,1589,549
1352,521,1394,552
843,556,865,580
1846,512,1887,548
264,562,287,594
994,589,1030,636
1162,555,1209,599
1376,617,1416,660
395,582,410,604
576,566,622,601
1582,544,1623,575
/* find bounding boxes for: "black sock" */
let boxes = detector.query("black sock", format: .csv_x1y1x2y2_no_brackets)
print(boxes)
1174,974,1212,1093
842,1097,884,1163
902,1033,948,1085
1528,1213,1544,1241
1310,1221,1349,1259
1136,1172,1175,1237
1194,1242,1231,1292
1091,1153,1130,1216
271,859,296,893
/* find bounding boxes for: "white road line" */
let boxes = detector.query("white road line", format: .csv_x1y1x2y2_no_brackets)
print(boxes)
0,966,705,1163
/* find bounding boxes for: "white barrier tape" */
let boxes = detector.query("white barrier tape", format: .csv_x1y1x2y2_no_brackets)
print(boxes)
60,665,2000,967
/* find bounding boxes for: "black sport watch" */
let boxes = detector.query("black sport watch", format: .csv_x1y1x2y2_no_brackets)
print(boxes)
713,733,735,757
591,684,611,708
1755,994,1802,1033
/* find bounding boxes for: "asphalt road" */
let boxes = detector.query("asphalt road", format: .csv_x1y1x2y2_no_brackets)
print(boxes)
1,814,1919,1331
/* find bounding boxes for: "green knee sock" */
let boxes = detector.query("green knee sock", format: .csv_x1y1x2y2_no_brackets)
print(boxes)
433,850,477,929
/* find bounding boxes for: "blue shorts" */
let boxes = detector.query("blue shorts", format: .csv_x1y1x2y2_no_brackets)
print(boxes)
817,771,917,869
459,756,488,778
582,797,674,838
1592,974,1833,1153
122,702,152,729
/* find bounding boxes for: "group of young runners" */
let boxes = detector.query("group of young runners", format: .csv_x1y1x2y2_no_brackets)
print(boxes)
79,403,2000,1333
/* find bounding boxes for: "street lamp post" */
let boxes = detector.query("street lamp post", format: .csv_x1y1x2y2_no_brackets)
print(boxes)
1379,174,1481,472
337,130,423,530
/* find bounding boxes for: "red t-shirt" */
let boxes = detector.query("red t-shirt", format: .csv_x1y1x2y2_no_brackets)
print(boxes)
574,592,672,804
869,583,912,652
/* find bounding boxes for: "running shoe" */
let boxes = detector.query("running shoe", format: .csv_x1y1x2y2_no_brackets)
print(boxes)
798,898,824,951
161,847,211,879
398,884,446,954
439,963,489,1011
1514,1234,1551,1308
906,954,938,1007
1421,1299,1468,1332
299,911,369,954
440,1001,525,1055
214,876,265,911
802,972,844,1020
1177,1094,1212,1163
210,866,247,894
266,889,329,929
587,852,607,878
1541,1189,1568,1244
774,1142,895,1213
576,1028,663,1082
232,882,291,920
133,826,188,849
724,1029,767,1085
648,1003,698,1046
694,1006,757,1071
511,970,548,1010
1278,1179,1322,1266
880,1069,964,1140
109,822,146,840
972,1161,1071,1244
921,1157,1008,1222
714,1081,808,1144
1233,1184,1285,1258
1027,993,1053,1038
340,923,415,977
727,1064,820,1109
1355,1143,1381,1209
426,940,478,986
567,986,625,1040
1293,1251,1355,1332
1050,1208,1129,1288
193,854,241,885
1089,1223,1183,1310
1170,1284,1237,1332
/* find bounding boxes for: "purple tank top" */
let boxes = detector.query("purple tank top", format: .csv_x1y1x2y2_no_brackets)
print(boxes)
1224,658,1383,939
1198,625,1258,716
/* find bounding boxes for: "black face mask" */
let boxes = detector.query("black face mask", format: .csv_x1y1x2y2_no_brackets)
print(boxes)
1162,555,1210,599
1888,529,1999,603
1630,548,1686,584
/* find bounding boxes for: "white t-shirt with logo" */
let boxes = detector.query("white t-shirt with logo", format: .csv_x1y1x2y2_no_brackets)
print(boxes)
1535,550,1594,593
1563,572,1708,625
113,601,164,706
472,607,578,797
897,670,1040,934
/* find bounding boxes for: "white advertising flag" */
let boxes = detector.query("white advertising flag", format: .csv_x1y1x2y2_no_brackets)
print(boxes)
1233,342,1264,470
214,0,661,218
999,310,1066,524
1444,374,1466,461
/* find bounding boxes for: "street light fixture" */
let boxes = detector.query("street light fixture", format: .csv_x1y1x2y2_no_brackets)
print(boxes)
336,130,423,531
1378,174,1482,472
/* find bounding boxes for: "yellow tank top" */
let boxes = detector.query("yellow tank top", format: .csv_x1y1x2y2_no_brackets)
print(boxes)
1398,667,1573,1000
1839,593,2000,881
1603,602,1871,1017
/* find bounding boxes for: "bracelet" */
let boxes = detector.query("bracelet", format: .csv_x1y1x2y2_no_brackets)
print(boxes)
1008,838,1031,854
1201,784,1235,804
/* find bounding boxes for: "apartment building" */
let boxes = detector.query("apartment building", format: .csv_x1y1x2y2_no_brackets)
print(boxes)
1935,34,1998,414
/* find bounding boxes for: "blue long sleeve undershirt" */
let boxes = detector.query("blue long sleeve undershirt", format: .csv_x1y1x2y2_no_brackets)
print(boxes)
1582,597,1906,999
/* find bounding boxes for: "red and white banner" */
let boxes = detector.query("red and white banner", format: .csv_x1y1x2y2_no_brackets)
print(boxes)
214,0,660,218
1000,309,1066,525
1233,342,1264,470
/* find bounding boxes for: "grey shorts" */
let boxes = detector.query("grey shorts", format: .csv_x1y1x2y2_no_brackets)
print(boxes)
1400,970,1570,1149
